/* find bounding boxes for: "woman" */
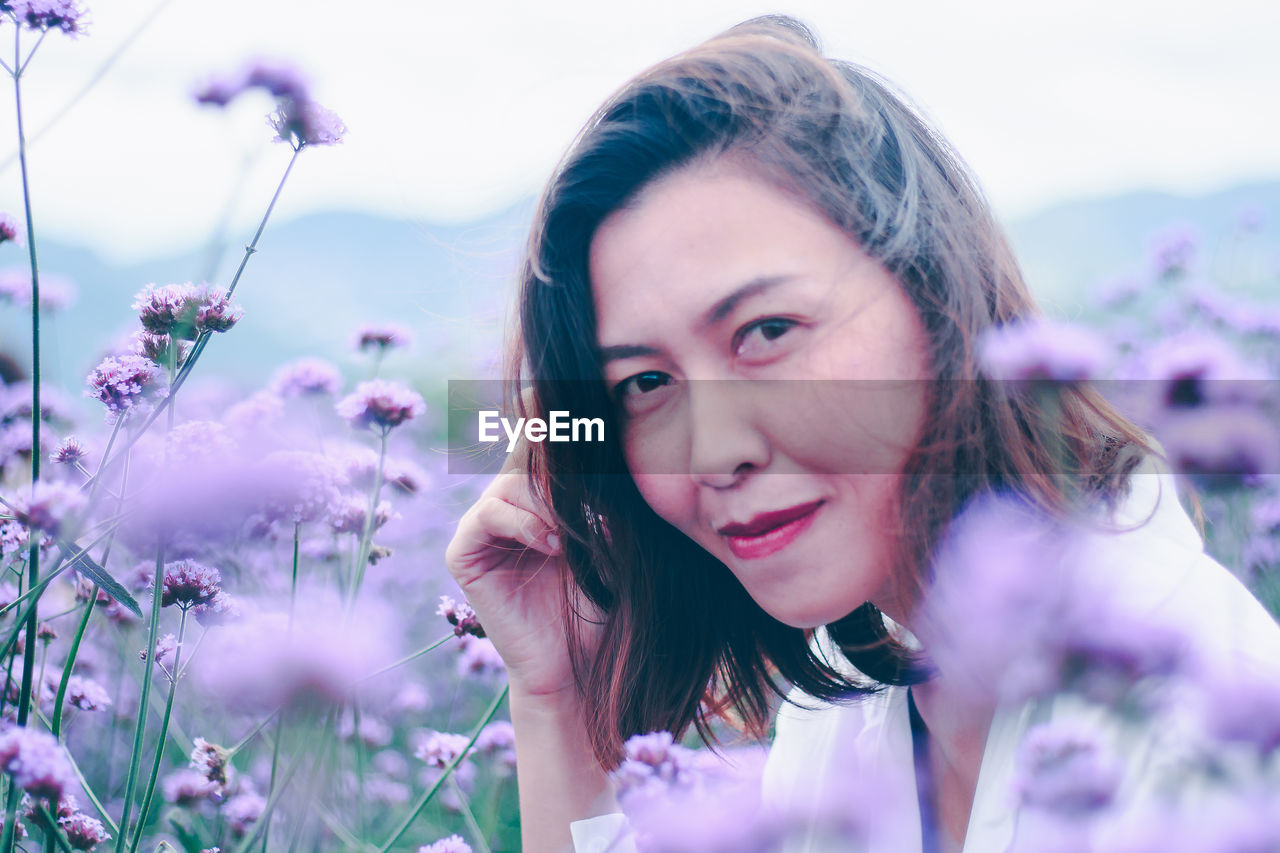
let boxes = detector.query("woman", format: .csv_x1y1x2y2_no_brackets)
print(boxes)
445,16,1280,853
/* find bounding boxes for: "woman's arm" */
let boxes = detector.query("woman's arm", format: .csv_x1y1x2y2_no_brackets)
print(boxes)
510,687,627,853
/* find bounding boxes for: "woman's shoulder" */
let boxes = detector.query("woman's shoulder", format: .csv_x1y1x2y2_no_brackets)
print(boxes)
1082,453,1280,670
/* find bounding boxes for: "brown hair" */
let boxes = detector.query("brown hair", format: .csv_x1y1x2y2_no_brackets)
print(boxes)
508,15,1152,767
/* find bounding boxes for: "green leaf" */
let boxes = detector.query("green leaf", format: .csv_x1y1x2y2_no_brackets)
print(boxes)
63,543,143,618
167,818,206,853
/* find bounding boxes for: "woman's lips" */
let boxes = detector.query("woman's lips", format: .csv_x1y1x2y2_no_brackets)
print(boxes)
718,500,823,560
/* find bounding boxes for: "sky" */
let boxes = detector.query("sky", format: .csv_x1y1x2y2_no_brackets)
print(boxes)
0,0,1278,263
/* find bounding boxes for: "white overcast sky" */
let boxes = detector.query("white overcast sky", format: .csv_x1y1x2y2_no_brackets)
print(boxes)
0,0,1278,263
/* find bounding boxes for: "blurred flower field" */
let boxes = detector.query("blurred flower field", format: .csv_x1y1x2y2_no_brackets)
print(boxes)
0,3,1279,852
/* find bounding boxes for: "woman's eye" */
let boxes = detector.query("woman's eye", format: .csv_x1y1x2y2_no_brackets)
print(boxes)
613,371,674,406
734,318,798,359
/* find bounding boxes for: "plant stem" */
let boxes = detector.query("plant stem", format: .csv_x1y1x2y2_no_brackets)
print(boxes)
347,429,388,606
114,544,166,853
128,608,189,851
8,30,44,848
376,684,510,853
360,632,453,682
449,777,493,853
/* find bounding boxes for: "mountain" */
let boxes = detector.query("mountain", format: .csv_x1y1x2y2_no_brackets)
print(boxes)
2,179,1277,405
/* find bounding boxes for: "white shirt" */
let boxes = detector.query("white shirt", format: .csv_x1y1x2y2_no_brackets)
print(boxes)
571,458,1280,852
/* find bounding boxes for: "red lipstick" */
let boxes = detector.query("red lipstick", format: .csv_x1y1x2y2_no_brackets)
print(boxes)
717,500,823,560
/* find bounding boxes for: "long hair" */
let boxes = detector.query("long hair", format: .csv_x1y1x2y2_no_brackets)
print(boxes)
508,15,1152,767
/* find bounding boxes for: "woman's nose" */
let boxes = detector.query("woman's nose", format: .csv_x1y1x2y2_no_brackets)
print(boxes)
687,380,770,490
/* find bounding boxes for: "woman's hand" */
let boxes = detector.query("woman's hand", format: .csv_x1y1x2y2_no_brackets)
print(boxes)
445,444,602,701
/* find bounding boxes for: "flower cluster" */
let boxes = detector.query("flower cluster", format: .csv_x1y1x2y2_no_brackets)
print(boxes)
85,353,166,422
11,480,86,537
3,0,87,35
194,57,345,149
336,380,426,433
414,731,472,770
159,560,222,609
437,595,485,638
133,283,242,342
978,318,1106,384
418,836,472,853
0,213,20,245
269,357,341,397
355,325,411,353
0,725,76,801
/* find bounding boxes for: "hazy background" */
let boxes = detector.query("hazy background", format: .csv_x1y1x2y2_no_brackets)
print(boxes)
1,0,1278,393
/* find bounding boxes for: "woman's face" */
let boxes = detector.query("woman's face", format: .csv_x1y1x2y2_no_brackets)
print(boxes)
589,161,933,629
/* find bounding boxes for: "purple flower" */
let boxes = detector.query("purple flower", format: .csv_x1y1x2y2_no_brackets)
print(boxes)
132,283,242,340
193,57,309,107
475,721,516,768
161,768,216,806
437,594,485,638
269,357,341,397
222,791,266,838
456,635,505,680
1150,224,1197,279
1157,407,1280,487
130,331,187,366
355,325,411,353
336,380,426,432
336,713,392,748
65,676,110,712
979,318,1106,384
1013,722,1120,814
57,812,110,850
413,731,472,769
1198,669,1280,755
1133,332,1262,407
0,214,21,246
328,494,394,535
196,595,399,712
7,0,86,35
418,836,472,853
257,450,348,524
189,737,231,786
268,99,346,149
224,390,284,433
85,353,166,422
11,480,86,537
192,590,241,627
140,633,180,671
0,269,75,312
0,725,75,801
243,58,310,100
158,559,221,609
920,493,1188,709
49,437,86,466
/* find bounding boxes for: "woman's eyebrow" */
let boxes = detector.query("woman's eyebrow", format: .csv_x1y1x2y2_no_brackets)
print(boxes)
697,274,793,331
599,343,660,364
598,275,795,365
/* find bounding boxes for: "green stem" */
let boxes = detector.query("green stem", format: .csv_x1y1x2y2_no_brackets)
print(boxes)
7,34,41,849
228,708,280,757
128,608,188,851
14,19,40,496
347,430,388,606
260,709,285,853
114,545,166,853
376,684,510,853
33,805,71,853
229,722,311,853
360,632,453,682
449,777,493,853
